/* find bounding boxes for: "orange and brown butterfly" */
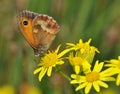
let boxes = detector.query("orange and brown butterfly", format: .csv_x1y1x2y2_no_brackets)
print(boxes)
17,10,60,57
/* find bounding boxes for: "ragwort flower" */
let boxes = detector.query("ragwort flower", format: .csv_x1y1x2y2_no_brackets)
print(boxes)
70,60,115,94
34,45,70,81
105,56,120,86
66,39,92,51
69,52,91,74
67,39,99,64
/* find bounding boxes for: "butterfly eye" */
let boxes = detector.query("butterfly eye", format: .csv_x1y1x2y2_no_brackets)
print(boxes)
23,20,28,26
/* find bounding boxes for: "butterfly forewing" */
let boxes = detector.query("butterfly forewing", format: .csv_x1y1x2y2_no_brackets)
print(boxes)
17,10,39,49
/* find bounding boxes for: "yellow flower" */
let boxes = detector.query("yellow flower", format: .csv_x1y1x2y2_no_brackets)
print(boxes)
70,60,115,94
34,45,70,81
67,39,92,50
67,39,99,64
105,56,120,86
67,39,99,52
69,52,91,74
0,85,15,94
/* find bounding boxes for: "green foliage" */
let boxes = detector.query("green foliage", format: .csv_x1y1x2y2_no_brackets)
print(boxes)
0,0,120,94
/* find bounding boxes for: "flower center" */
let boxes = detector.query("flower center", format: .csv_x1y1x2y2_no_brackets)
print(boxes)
42,52,58,68
86,71,99,82
72,57,83,66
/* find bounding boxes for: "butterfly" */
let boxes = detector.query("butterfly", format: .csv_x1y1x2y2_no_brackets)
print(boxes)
17,10,60,57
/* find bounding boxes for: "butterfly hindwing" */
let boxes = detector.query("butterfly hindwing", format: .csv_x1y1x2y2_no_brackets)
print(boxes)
32,15,59,56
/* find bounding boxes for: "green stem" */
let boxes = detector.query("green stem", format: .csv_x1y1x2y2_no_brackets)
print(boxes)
59,71,71,81
59,70,84,94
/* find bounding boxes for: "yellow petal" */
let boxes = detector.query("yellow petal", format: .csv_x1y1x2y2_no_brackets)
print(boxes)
87,39,92,44
100,77,115,81
70,80,79,84
93,81,100,92
93,61,104,72
37,63,43,66
100,68,117,76
71,74,77,79
56,60,64,65
79,39,83,44
93,60,99,71
98,80,108,88
58,49,71,58
83,61,91,74
118,56,120,60
116,74,120,86
66,43,75,47
33,67,43,74
39,68,47,81
110,60,119,65
75,65,80,74
85,83,92,94
55,45,61,53
80,76,86,83
47,67,52,77
75,82,88,91
104,63,113,67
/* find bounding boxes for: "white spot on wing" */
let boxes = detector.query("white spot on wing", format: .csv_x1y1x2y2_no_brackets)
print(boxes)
37,20,51,33
33,28,38,33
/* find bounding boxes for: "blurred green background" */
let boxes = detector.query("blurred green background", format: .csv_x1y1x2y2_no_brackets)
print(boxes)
0,0,120,94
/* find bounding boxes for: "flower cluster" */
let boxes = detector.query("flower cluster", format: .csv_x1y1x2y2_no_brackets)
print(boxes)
34,38,119,94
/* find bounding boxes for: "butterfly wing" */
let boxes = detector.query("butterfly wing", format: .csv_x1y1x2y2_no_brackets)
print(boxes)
32,15,60,56
17,10,39,49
